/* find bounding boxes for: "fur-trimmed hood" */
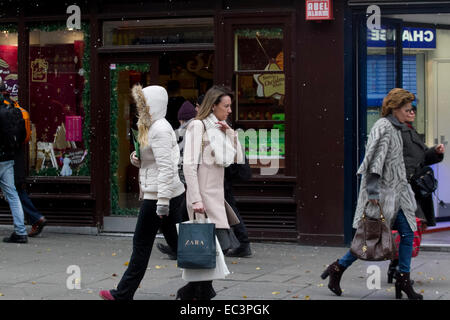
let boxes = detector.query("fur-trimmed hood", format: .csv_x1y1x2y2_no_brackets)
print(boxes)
132,85,168,125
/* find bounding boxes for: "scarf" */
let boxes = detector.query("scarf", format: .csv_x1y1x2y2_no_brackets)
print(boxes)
202,113,237,167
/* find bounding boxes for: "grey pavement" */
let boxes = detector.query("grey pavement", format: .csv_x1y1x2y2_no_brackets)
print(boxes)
1,229,450,300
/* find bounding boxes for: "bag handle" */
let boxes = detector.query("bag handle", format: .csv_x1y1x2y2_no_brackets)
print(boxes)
193,210,209,222
362,201,385,222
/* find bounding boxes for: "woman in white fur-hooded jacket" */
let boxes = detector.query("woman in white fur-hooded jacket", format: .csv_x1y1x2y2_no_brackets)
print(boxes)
99,85,185,301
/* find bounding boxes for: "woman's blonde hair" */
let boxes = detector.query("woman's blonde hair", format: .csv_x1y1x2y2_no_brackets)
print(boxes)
381,88,415,117
195,85,234,120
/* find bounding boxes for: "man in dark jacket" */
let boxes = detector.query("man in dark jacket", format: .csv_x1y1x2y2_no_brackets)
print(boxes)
0,88,28,243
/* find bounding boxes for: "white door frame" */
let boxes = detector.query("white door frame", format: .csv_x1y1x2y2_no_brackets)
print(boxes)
432,58,450,217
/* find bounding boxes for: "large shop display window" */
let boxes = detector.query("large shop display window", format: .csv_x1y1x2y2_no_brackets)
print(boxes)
234,28,286,169
29,28,89,177
0,27,18,101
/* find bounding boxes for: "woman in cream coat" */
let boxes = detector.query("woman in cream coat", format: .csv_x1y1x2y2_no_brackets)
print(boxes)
177,85,243,300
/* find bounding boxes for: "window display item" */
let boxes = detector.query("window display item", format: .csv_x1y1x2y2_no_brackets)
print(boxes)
60,155,72,176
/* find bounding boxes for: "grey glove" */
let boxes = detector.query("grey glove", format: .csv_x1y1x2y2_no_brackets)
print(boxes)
156,205,170,216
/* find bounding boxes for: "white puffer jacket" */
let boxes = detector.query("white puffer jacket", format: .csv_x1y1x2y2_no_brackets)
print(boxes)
130,85,185,206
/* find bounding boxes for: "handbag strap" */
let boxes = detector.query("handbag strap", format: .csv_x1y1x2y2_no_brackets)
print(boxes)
362,201,385,222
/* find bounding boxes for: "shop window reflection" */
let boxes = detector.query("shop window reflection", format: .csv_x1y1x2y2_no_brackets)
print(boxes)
29,29,87,176
234,28,285,169
0,28,18,101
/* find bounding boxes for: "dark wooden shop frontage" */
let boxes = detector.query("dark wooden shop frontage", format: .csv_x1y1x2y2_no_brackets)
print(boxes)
0,0,347,245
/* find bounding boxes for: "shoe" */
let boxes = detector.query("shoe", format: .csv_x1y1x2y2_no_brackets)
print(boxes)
387,259,398,284
28,217,47,237
157,243,177,260
387,259,414,285
321,260,347,296
3,232,28,243
225,244,252,257
176,283,197,300
195,281,216,300
395,272,423,300
99,290,115,300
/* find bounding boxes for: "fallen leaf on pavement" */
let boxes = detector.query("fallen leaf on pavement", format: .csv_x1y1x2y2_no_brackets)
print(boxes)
112,253,117,256
304,296,310,300
124,262,129,266
272,291,280,295
112,273,118,277
31,281,37,285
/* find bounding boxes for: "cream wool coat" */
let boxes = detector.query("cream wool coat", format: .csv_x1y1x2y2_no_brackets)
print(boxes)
183,119,242,229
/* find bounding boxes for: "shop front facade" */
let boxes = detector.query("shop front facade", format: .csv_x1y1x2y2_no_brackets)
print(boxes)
0,0,348,245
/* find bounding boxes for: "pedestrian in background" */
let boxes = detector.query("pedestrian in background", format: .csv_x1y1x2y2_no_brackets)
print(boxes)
0,85,47,237
224,155,253,257
99,84,185,300
156,99,197,260
0,86,27,244
321,88,423,300
387,103,445,282
177,85,243,300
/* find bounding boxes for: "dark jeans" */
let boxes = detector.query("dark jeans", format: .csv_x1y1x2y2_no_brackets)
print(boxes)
16,187,43,225
110,193,184,300
339,210,414,273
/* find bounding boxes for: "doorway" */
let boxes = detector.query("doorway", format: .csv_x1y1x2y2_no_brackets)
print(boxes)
357,13,450,221
106,51,214,216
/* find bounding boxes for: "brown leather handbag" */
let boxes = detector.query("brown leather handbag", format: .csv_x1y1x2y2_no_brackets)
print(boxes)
350,201,396,261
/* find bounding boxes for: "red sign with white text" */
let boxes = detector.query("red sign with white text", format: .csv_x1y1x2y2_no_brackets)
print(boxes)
306,0,333,20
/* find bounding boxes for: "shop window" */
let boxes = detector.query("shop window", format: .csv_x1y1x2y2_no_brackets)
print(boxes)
103,18,214,46
29,27,89,176
234,28,285,169
0,26,18,101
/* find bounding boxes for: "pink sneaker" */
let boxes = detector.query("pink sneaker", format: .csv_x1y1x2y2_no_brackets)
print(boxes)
99,290,115,300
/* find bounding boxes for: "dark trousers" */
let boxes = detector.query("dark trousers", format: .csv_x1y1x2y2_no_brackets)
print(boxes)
111,193,184,300
227,198,249,245
16,186,43,225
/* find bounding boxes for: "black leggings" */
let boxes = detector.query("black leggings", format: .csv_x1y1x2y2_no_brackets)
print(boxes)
110,193,184,300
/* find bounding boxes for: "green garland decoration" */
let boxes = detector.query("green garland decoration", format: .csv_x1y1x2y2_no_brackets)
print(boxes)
28,22,91,177
110,63,150,216
0,23,18,33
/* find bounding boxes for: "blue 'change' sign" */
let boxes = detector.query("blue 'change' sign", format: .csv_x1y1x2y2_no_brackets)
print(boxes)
367,27,436,49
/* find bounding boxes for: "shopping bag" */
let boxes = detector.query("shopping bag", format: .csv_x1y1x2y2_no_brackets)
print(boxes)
176,218,230,282
182,236,230,282
177,217,216,269
392,217,424,258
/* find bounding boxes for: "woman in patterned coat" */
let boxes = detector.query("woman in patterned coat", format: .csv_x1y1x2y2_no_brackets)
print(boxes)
321,88,423,300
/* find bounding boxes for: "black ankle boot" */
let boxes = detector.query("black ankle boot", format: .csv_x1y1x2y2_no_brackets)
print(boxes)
176,283,197,300
387,259,399,284
395,272,423,300
321,260,347,296
194,281,216,300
